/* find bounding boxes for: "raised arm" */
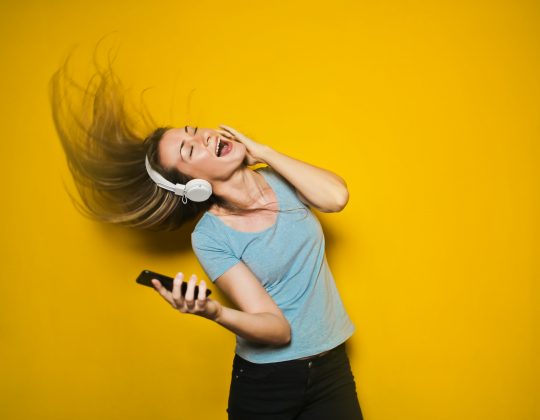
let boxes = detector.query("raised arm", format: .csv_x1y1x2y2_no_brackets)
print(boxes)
218,124,349,213
260,147,349,213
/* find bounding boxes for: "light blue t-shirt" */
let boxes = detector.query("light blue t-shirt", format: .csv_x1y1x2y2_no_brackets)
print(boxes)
191,166,355,363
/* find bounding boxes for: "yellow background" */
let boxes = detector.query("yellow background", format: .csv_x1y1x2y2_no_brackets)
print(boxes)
1,1,538,419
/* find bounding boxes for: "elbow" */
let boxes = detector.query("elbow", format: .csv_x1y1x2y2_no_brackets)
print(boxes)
271,318,291,346
276,332,291,346
281,324,292,345
334,188,349,212
321,188,349,213
332,177,349,212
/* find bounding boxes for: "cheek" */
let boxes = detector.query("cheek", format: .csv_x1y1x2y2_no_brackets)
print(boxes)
175,161,200,179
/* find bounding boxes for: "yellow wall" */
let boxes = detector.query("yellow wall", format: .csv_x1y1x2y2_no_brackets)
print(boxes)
1,1,538,419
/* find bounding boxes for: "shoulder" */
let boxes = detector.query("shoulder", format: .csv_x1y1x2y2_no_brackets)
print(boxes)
192,212,212,235
191,213,224,247
191,212,237,254
256,165,291,193
257,165,309,208
254,165,276,181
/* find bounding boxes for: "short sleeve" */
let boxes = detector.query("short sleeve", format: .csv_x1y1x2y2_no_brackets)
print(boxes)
191,230,241,282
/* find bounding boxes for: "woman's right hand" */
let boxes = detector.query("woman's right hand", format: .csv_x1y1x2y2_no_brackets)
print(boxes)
152,272,222,321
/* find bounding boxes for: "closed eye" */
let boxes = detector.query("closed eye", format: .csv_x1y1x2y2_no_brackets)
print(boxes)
190,146,193,158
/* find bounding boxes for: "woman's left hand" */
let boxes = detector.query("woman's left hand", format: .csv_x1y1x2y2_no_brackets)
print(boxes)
152,272,222,321
217,124,269,166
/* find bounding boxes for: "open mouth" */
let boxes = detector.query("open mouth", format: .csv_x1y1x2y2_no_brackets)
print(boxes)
216,138,232,157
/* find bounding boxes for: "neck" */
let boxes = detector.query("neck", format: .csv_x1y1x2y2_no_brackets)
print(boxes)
210,166,271,214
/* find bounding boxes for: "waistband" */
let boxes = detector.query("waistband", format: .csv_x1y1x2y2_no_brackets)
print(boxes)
234,342,347,367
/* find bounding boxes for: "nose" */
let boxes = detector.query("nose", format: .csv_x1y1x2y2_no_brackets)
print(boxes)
187,130,213,147
200,129,219,146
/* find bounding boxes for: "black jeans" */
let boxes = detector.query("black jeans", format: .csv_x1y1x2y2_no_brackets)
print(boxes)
227,342,363,420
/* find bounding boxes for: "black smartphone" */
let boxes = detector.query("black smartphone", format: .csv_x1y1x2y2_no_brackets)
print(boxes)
136,269,212,297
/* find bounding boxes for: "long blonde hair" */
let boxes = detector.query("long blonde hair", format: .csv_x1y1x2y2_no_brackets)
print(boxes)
48,50,217,231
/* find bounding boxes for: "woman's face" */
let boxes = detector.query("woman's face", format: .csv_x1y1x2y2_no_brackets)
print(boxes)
158,125,246,182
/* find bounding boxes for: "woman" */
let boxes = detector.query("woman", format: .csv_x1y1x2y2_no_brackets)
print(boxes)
50,56,363,420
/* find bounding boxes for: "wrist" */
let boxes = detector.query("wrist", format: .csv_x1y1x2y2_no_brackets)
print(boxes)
257,145,275,165
211,302,224,323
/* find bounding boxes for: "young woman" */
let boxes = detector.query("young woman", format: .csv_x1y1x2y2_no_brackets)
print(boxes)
50,56,363,420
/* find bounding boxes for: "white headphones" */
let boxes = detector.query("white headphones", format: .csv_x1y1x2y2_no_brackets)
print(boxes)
144,156,212,203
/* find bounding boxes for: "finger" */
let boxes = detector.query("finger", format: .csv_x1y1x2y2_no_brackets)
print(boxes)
197,280,207,306
217,130,234,139
219,125,253,144
218,124,239,136
172,272,184,306
184,274,197,310
152,278,165,294
217,127,233,135
217,127,235,137
151,279,174,304
218,124,233,131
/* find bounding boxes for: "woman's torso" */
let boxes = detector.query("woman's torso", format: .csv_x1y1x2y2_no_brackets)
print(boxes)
191,166,355,363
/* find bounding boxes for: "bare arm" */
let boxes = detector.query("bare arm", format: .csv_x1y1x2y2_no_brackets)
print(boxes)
218,124,349,213
213,262,291,346
151,265,291,346
261,146,349,213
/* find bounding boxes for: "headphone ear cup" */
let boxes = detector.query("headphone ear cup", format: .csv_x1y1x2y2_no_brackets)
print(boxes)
184,179,212,202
